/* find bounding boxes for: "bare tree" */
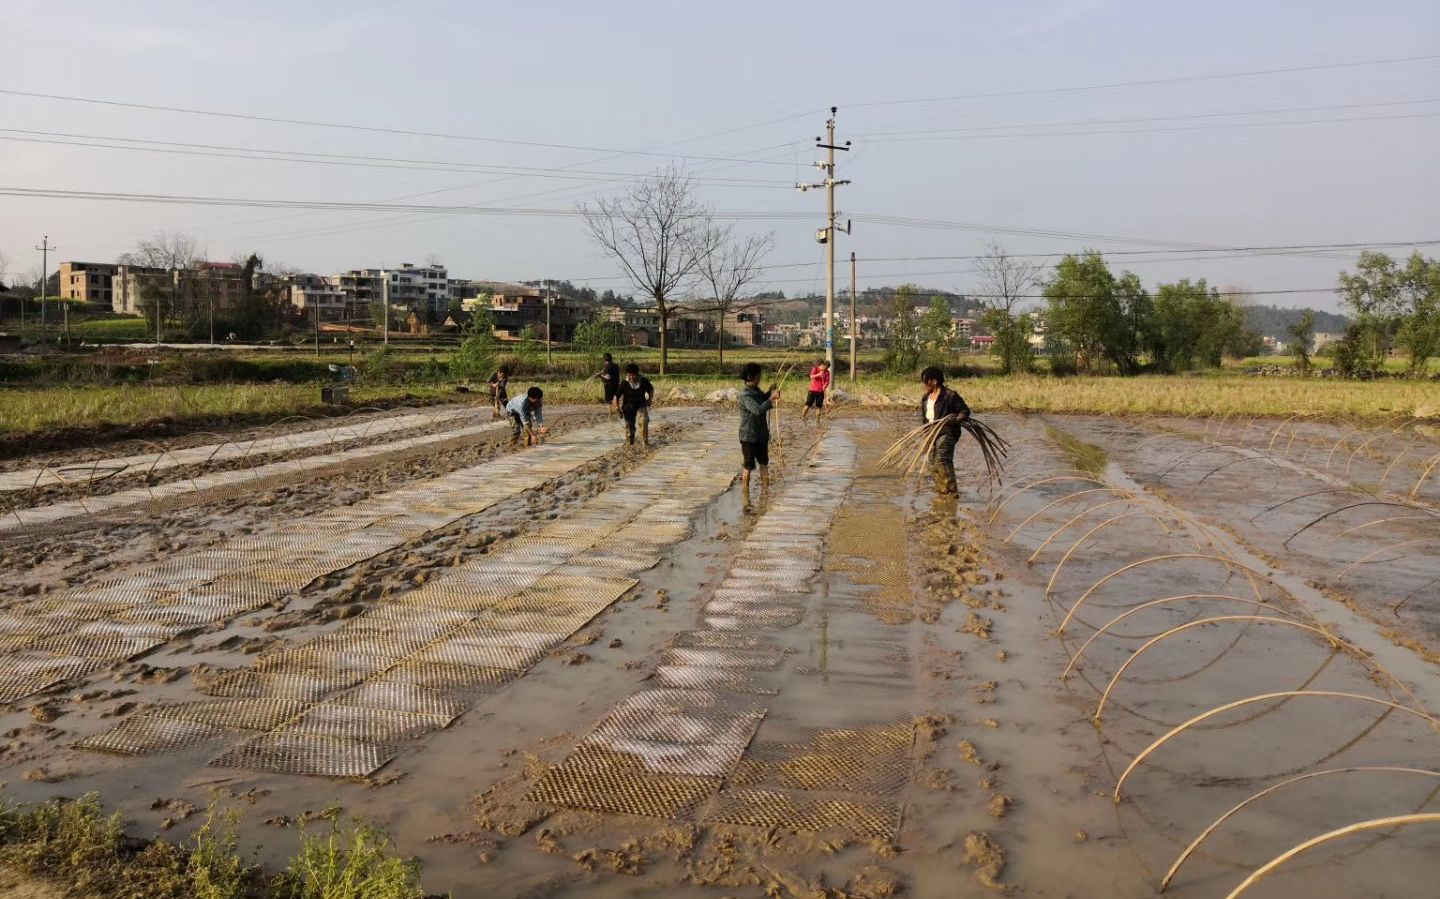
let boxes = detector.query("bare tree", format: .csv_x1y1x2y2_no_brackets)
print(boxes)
579,167,710,374
696,226,773,366
974,242,1044,374
119,233,203,339
0,249,10,289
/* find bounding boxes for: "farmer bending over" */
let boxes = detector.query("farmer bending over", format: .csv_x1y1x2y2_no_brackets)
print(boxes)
488,366,509,419
919,366,970,495
506,386,549,446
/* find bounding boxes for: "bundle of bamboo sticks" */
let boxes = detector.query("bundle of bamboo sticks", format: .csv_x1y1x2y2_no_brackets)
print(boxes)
880,414,1011,483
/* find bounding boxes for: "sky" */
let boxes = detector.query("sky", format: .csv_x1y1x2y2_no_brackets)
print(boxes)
1,0,1437,312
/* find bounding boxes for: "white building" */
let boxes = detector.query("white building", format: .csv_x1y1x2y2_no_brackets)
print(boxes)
288,274,347,321
386,263,449,318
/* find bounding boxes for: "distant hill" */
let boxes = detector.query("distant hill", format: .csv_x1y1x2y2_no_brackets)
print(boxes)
1243,305,1350,339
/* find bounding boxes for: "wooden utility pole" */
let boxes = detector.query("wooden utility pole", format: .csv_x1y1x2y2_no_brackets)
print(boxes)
34,236,54,341
849,251,857,380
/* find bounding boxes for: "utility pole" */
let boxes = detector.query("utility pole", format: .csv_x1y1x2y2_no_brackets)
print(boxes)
381,272,390,345
849,251,858,381
797,108,850,371
34,236,54,341
544,281,553,366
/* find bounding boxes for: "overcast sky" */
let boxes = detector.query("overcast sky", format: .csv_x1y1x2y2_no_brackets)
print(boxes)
2,0,1436,311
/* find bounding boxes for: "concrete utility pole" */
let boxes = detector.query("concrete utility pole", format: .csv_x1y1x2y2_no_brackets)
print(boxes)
797,109,850,371
381,273,390,345
34,236,54,341
544,281,553,366
849,251,858,380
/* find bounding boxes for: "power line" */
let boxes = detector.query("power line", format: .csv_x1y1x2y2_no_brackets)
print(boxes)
849,97,1440,138
0,128,794,185
0,130,794,186
0,87,798,166
855,111,1440,143
848,53,1440,109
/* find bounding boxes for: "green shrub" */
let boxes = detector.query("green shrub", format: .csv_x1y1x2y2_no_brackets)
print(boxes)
275,820,425,899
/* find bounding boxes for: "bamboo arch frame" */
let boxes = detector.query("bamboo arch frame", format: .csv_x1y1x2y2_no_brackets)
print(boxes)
1044,511,1168,598
1027,497,1149,563
1093,616,1422,722
1378,436,1422,489
1335,515,1437,539
1222,813,1440,899
1413,450,1440,500
1060,595,1301,680
1059,554,1267,633
987,475,1106,523
1336,537,1440,580
1160,766,1440,891
983,467,1096,506
1113,692,1440,801
1004,487,1135,544
1284,501,1440,548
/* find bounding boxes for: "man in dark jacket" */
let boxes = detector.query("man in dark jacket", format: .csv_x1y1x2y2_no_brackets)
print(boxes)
918,366,970,495
738,362,777,490
599,353,621,410
616,363,654,446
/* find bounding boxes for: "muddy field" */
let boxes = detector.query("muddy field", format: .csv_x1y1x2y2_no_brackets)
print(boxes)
1,399,1437,898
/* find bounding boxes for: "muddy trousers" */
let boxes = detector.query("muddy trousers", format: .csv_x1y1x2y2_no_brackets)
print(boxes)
930,431,958,494
622,406,649,444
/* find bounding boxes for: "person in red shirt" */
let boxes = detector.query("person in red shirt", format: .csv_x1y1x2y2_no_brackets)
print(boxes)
802,358,831,422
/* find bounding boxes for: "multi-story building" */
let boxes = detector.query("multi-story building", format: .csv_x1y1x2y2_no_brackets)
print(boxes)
492,286,583,342
719,310,764,347
603,304,661,346
111,264,170,315
59,262,117,308
287,274,347,322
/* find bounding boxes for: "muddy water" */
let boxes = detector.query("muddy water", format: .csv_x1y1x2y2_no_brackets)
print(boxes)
4,409,1437,898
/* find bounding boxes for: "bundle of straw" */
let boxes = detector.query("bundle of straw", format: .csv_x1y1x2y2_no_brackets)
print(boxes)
880,414,1011,483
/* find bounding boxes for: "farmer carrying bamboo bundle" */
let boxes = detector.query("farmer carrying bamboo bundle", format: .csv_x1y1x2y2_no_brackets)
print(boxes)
919,365,970,495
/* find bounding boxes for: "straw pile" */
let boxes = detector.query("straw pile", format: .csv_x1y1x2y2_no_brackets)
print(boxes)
880,414,1010,483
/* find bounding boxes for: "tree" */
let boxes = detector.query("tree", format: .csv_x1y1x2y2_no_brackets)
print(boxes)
884,284,922,373
1044,252,1147,374
574,315,625,370
119,232,202,339
1286,309,1315,373
973,243,1044,374
451,311,497,380
1149,279,1238,372
1393,252,1440,373
1337,251,1404,373
920,295,957,357
0,250,9,290
516,324,542,369
695,225,773,366
579,167,711,374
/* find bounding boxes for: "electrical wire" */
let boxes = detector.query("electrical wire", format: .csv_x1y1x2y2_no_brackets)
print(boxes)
847,53,1440,109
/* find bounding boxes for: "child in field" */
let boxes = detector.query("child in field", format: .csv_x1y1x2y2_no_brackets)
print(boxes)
506,386,548,445
802,358,831,422
598,353,621,410
488,366,509,419
919,366,970,495
616,363,654,446
738,362,778,490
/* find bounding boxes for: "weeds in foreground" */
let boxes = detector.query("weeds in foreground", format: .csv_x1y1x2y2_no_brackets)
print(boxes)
276,820,426,899
0,793,431,899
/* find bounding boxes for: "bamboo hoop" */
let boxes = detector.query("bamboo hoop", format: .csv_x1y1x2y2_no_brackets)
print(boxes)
1027,497,1149,563
1285,501,1439,548
1335,515,1437,539
1335,537,1440,580
1004,487,1134,544
1378,436,1422,489
988,475,1105,523
1061,595,1297,680
1060,554,1268,633
1161,767,1440,892
1251,488,1353,522
1045,510,1154,598
1093,615,1422,722
1412,451,1440,500
1222,814,1440,899
1113,692,1440,801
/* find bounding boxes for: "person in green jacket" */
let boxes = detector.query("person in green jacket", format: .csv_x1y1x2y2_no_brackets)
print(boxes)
738,362,778,491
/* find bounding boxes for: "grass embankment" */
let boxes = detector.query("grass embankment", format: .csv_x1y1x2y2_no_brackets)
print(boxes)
0,383,461,446
1,371,1435,451
0,793,427,899
544,372,1440,420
